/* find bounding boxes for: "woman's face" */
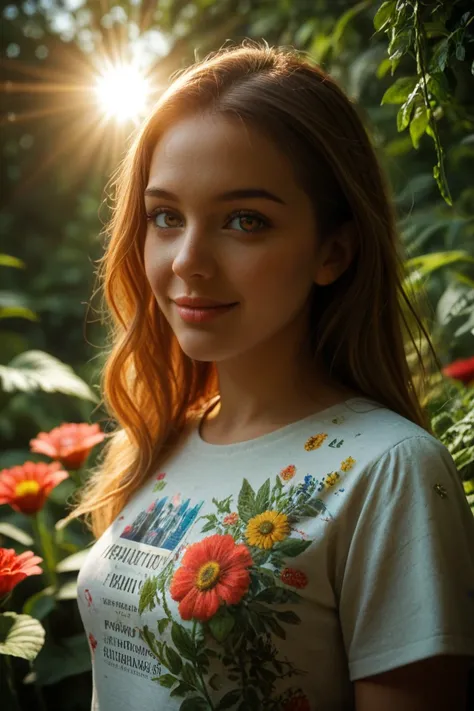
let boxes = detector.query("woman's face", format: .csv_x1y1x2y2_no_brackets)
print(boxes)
143,112,344,364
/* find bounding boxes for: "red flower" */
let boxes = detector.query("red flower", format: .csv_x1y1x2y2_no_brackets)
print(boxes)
0,548,43,596
88,633,97,651
156,473,166,481
30,423,105,470
283,693,311,711
442,356,474,385
223,512,238,526
280,465,296,482
280,567,309,589
0,461,68,514
170,534,253,621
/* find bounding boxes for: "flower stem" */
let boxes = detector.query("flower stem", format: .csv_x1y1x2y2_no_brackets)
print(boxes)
33,511,58,591
191,620,216,710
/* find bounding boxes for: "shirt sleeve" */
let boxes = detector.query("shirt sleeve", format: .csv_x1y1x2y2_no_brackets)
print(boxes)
336,435,474,680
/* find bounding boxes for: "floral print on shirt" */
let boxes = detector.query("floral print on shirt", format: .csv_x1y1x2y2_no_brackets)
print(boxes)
138,440,356,711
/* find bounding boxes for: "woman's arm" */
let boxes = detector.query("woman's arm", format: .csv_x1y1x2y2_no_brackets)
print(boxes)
354,656,470,711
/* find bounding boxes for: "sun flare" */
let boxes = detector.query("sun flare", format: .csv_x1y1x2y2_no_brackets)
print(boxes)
94,62,150,123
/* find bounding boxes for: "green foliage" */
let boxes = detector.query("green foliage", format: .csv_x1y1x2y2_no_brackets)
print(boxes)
0,612,45,661
373,0,474,204
0,350,97,401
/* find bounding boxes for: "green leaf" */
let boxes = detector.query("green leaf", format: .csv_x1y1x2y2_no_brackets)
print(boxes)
216,689,242,709
165,645,183,674
208,608,235,643
32,633,91,685
0,254,24,269
158,673,178,688
158,617,170,635
56,549,90,573
23,588,55,621
56,581,77,600
171,622,196,661
255,479,270,513
139,576,158,614
255,586,301,604
0,612,45,660
331,1,371,46
373,0,396,31
266,616,286,639
180,698,210,711
396,100,416,132
237,479,257,523
0,522,33,546
140,625,161,660
381,77,418,105
406,251,474,275
0,350,97,401
170,682,193,698
0,306,38,321
181,661,199,687
273,538,312,557
388,29,412,61
409,107,429,148
431,38,449,72
274,610,301,624
456,44,466,62
0,291,37,322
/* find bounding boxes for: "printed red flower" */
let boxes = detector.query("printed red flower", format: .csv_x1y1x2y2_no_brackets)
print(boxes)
442,356,474,385
283,693,311,711
169,534,253,621
0,461,69,514
122,525,132,535
280,465,296,482
280,567,309,589
223,512,238,526
0,548,43,596
156,473,166,481
88,633,97,653
30,423,105,470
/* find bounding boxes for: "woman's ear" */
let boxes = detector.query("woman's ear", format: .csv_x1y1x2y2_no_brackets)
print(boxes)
313,221,357,286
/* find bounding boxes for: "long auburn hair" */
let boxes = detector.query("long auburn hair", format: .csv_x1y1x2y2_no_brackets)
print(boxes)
69,40,436,538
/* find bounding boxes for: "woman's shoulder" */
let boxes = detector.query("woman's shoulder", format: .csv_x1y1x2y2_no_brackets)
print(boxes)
301,396,453,483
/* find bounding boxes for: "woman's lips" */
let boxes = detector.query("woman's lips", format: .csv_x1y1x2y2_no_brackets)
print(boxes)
174,302,238,324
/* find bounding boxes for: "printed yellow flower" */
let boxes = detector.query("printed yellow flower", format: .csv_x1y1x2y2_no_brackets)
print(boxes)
340,456,356,472
325,472,340,488
246,510,290,550
304,433,328,451
279,465,296,482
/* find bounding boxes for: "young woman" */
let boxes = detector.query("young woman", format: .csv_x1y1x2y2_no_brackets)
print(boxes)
73,42,474,710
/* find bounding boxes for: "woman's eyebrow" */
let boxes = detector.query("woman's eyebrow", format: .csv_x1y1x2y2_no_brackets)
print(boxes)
143,186,286,205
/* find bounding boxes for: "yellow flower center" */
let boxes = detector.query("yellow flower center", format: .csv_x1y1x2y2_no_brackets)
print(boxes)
258,521,275,535
196,561,221,591
15,480,40,498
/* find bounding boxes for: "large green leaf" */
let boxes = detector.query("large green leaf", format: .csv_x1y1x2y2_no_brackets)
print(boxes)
23,588,56,621
33,633,91,685
0,350,97,401
0,522,34,547
56,549,90,573
0,612,45,660
0,291,37,321
0,254,25,268
406,251,474,276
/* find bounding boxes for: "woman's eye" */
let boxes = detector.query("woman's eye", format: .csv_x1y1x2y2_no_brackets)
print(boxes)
227,212,268,233
150,210,182,229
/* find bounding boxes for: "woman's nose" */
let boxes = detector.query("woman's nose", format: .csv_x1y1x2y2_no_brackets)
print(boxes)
171,227,216,280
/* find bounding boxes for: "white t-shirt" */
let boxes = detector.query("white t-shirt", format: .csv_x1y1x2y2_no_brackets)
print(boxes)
77,397,474,711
